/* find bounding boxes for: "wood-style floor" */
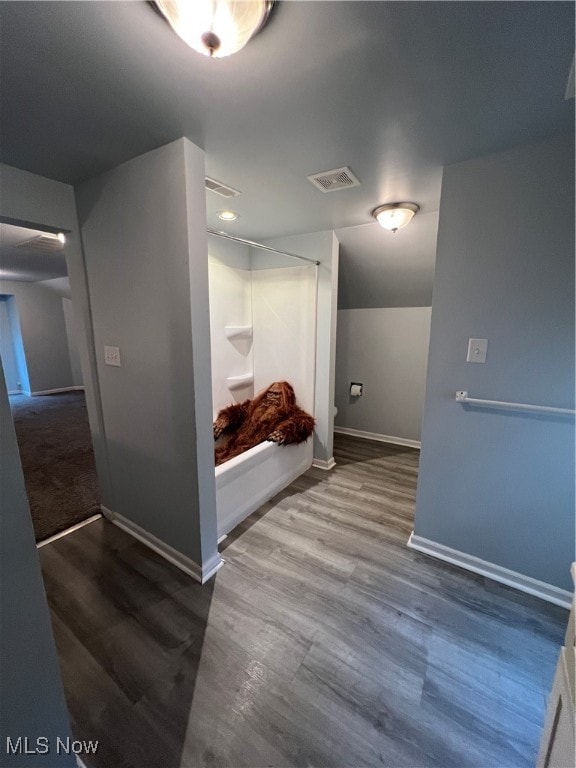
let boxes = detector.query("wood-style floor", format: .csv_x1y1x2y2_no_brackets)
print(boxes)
39,434,568,768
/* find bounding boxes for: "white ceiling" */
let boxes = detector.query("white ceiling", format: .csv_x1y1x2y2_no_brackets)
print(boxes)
0,2,573,303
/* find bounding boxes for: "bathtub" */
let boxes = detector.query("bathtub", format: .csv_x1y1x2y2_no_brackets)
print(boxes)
215,438,313,539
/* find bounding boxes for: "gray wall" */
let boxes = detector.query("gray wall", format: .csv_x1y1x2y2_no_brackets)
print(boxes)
414,135,575,592
0,360,74,768
76,138,218,570
335,307,431,443
62,298,83,387
0,280,73,394
336,212,438,310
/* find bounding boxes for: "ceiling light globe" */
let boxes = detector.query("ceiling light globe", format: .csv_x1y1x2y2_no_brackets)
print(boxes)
156,0,274,58
372,203,420,233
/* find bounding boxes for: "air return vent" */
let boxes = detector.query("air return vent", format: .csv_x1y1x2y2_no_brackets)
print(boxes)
205,176,241,198
17,234,65,253
307,166,360,193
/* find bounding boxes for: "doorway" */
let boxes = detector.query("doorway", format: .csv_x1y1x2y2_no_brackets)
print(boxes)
0,222,101,542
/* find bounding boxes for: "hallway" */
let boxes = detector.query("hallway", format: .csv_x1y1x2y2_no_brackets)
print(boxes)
40,434,567,768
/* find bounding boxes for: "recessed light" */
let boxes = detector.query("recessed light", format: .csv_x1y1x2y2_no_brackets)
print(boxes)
218,211,239,221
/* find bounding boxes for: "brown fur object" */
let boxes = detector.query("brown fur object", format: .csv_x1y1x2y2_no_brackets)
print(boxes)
214,381,315,466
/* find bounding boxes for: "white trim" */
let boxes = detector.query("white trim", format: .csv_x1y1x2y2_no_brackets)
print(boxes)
8,389,21,395
101,505,223,584
312,456,336,471
407,532,573,609
334,426,421,450
36,513,102,549
31,386,85,396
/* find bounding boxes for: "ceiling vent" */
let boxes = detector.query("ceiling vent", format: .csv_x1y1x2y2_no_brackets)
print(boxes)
17,234,65,253
307,166,360,193
205,176,241,198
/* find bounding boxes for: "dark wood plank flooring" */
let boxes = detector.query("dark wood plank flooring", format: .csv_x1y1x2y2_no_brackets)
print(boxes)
39,434,568,768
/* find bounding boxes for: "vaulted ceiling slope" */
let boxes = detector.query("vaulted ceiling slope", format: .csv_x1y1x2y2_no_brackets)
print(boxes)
0,2,573,304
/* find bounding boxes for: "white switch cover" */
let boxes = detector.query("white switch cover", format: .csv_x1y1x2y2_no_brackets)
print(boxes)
467,338,487,363
104,345,121,367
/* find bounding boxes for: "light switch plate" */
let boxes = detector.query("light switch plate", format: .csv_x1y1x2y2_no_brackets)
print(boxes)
467,338,487,363
104,345,121,367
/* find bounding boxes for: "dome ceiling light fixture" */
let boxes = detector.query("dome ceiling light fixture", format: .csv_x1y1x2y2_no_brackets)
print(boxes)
372,202,420,233
154,0,275,58
218,210,239,221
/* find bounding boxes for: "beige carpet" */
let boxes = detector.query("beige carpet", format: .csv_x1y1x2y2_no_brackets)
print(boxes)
10,391,101,541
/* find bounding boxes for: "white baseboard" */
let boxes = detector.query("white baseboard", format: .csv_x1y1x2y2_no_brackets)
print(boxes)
407,531,572,609
334,426,420,450
312,456,336,471
31,386,85,396
37,513,102,549
8,389,21,395
101,505,223,584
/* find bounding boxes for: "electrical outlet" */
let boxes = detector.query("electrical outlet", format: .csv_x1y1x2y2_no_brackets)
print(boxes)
104,345,121,367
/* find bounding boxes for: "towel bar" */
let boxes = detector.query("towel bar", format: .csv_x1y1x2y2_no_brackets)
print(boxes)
455,391,576,416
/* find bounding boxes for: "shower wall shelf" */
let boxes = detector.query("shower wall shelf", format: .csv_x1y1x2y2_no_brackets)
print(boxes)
225,325,253,341
226,373,254,391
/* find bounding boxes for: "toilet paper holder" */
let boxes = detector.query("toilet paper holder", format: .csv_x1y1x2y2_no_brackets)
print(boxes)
350,382,363,397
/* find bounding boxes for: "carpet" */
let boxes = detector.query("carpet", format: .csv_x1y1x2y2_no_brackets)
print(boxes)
10,391,101,542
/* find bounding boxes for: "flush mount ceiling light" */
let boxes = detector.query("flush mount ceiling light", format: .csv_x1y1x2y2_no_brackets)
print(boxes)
218,210,239,221
372,202,420,233
154,0,275,58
